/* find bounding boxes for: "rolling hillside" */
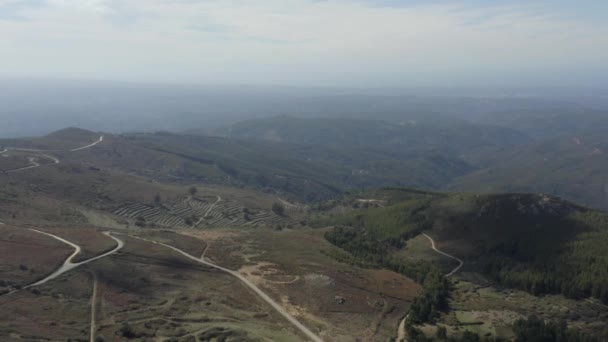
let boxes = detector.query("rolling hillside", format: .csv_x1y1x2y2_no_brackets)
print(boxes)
211,114,608,210
107,131,475,201
322,189,608,304
213,115,529,157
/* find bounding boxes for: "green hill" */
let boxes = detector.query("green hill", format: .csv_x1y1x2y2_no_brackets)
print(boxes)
322,189,608,303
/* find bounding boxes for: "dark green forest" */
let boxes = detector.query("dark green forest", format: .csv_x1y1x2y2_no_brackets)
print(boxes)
513,315,604,342
323,190,608,304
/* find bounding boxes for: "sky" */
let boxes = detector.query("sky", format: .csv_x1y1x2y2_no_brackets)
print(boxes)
0,0,607,87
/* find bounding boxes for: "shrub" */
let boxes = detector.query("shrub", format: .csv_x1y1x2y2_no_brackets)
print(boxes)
272,203,285,216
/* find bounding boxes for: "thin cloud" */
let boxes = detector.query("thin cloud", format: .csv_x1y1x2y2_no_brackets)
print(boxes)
0,0,606,86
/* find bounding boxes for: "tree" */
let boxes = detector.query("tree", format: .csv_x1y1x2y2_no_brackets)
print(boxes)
436,326,447,340
119,322,137,338
135,216,146,227
272,203,285,216
185,215,198,226
460,331,480,342
188,186,198,196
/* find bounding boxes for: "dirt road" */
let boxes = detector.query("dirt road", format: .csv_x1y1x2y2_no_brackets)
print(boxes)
194,195,221,227
25,230,123,289
422,233,464,277
71,136,104,152
2,135,103,173
396,233,464,341
132,235,324,342
89,272,98,342
5,154,60,173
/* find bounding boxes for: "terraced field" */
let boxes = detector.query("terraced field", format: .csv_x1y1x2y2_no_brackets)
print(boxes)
112,196,290,229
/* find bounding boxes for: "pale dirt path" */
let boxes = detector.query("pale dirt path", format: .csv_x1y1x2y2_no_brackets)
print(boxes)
71,136,104,152
27,230,124,288
5,153,60,173
2,135,103,174
397,316,408,342
194,195,221,227
396,233,465,341
422,233,464,277
89,272,98,342
1,230,124,297
200,241,210,259
40,153,61,164
7,135,105,153
131,235,324,342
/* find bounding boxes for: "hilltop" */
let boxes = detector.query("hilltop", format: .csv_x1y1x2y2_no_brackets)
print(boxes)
0,127,100,151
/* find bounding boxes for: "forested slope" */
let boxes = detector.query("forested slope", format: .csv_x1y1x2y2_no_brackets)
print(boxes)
322,189,608,303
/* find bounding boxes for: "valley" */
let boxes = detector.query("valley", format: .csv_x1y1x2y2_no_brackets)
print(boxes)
2,2,608,341
1,119,608,341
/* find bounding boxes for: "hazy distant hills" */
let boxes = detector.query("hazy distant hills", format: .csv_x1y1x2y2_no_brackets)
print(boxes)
2,81,607,209
207,113,608,210
451,132,608,209
1,79,605,138
212,115,528,153
9,106,608,210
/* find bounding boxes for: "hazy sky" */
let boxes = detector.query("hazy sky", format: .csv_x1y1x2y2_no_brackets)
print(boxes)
1,0,607,87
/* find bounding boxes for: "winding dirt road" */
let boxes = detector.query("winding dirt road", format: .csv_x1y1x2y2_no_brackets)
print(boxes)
131,235,324,342
5,154,60,173
396,233,464,341
422,233,464,277
0,230,124,297
71,136,104,152
1,135,103,174
27,230,124,288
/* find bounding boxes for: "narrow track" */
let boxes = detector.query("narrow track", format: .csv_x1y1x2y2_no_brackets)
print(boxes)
422,233,464,277
194,195,221,227
396,233,464,341
131,235,324,342
1,135,103,174
5,154,59,173
89,272,98,342
71,136,104,152
1,230,124,297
